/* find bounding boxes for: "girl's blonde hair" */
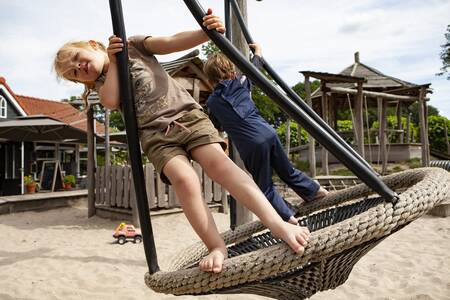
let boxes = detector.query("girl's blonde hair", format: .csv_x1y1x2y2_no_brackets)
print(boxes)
203,53,235,85
53,40,106,109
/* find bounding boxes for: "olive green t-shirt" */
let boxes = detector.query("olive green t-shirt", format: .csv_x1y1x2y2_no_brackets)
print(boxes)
95,35,202,131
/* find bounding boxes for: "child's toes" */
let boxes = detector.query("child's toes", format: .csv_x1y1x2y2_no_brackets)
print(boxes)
296,233,307,247
300,228,310,242
285,236,303,253
212,255,224,273
199,259,212,272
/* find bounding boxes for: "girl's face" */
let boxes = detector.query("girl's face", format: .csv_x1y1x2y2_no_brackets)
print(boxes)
62,44,108,84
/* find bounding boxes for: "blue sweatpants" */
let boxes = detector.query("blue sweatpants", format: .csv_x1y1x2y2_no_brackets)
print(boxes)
242,134,320,221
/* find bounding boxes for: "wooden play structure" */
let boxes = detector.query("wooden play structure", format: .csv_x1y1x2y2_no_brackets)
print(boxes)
297,52,431,176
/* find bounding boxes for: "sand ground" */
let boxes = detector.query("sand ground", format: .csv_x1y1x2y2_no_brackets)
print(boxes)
0,200,449,300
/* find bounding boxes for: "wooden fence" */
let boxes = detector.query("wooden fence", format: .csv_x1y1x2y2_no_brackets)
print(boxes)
94,162,228,212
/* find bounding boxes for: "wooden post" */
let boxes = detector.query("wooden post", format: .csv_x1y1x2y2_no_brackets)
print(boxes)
397,101,404,143
418,87,429,166
304,75,317,177
231,0,253,226
424,97,431,164
75,144,80,178
355,82,365,158
297,122,302,163
285,119,291,155
87,107,96,217
321,82,329,175
105,109,111,167
379,97,388,174
305,75,316,177
297,123,302,144
406,113,411,144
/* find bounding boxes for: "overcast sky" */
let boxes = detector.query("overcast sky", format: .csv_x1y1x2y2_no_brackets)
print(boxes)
1,0,449,117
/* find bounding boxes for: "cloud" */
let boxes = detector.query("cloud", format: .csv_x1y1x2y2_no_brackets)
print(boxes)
0,0,449,118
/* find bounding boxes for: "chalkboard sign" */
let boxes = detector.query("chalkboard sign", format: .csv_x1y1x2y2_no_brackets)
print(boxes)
39,161,63,191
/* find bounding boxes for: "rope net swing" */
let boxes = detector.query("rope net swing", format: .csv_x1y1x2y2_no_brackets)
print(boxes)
107,0,450,299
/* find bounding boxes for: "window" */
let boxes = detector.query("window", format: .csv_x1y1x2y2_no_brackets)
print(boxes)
0,95,6,118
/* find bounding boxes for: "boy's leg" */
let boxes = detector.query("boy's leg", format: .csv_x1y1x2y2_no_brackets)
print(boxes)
242,146,296,223
162,155,226,273
270,135,325,201
191,143,310,253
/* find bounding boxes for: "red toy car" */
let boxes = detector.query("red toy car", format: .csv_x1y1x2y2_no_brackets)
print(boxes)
113,223,142,245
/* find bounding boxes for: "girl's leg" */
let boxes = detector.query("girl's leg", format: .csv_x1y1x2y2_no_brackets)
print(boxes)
163,155,226,273
191,143,310,253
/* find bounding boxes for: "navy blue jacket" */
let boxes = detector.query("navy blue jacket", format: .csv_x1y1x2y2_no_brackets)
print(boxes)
206,56,276,159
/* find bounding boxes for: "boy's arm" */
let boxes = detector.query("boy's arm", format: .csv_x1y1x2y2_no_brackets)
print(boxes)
237,43,264,90
249,43,264,71
143,8,225,55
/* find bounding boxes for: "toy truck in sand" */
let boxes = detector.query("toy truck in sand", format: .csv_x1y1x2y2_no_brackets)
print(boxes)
113,223,142,245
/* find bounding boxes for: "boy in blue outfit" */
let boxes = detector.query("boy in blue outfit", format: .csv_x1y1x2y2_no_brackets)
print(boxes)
204,44,328,224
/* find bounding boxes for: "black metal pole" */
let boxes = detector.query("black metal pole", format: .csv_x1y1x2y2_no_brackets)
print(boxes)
228,0,377,174
183,0,398,202
108,0,160,274
224,0,232,41
225,0,237,230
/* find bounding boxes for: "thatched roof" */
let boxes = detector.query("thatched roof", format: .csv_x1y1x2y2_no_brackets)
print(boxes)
307,52,430,101
336,61,417,89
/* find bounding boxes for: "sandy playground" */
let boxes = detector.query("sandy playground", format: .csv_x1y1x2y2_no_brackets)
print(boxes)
0,199,449,300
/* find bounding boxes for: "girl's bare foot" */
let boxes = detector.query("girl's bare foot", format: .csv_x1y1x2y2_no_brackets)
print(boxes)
271,222,310,253
199,247,227,273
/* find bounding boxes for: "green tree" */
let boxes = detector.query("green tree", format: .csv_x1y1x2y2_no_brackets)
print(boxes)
276,121,308,147
201,41,220,58
428,115,450,153
109,111,125,131
407,103,440,125
372,116,419,143
437,24,450,80
291,80,320,100
252,85,284,126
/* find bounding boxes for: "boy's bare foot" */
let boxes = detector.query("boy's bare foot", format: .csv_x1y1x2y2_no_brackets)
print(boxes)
288,216,299,225
271,222,310,254
313,187,329,201
199,247,227,273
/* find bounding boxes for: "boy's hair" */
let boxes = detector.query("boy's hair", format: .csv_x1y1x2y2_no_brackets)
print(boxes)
203,53,235,85
53,40,106,109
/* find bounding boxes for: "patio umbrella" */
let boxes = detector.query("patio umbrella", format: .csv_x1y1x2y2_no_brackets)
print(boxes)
0,115,95,142
0,115,102,195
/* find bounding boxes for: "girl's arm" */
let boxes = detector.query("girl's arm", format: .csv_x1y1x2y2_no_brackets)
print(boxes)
144,8,225,55
99,36,122,110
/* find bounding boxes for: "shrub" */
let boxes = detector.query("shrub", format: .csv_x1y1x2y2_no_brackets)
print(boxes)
428,116,450,153
276,121,308,147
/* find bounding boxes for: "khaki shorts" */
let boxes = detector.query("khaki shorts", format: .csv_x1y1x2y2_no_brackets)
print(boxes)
141,109,226,184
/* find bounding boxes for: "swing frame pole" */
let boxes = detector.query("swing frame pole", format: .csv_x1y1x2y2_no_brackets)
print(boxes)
228,0,376,174
108,0,160,274
224,0,238,230
184,0,398,202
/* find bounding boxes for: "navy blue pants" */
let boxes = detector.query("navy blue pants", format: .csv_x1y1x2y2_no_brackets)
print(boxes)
242,134,320,221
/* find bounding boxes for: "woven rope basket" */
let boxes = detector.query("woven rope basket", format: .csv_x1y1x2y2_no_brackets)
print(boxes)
145,168,450,299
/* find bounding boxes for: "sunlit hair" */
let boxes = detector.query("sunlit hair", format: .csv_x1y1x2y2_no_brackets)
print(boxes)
203,52,235,85
53,40,106,109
